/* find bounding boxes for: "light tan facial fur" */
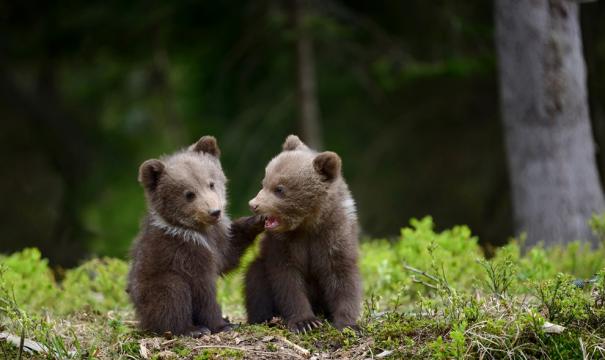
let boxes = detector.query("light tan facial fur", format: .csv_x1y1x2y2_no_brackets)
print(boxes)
249,135,342,232
139,136,227,231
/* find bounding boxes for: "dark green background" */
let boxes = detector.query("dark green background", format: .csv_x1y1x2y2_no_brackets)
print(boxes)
1,1,605,265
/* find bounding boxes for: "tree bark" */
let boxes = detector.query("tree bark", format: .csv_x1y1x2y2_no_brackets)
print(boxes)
293,0,323,150
0,56,91,266
495,0,605,247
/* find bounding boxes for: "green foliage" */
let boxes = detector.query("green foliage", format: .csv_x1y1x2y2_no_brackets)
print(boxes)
194,348,244,360
60,258,130,314
477,254,516,298
0,265,83,359
216,242,260,317
0,249,130,316
361,216,484,310
430,321,467,360
589,212,605,241
1,217,605,358
535,273,591,324
0,248,59,312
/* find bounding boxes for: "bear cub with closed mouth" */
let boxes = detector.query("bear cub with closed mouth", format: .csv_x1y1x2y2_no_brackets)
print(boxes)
245,135,361,333
127,136,264,337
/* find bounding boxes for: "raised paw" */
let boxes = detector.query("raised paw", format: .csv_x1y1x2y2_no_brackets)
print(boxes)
187,326,211,338
250,214,266,233
288,318,323,334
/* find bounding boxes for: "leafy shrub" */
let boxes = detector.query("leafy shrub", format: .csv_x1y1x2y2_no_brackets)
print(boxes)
495,240,605,282
59,258,130,314
0,265,83,359
0,248,59,312
0,250,130,315
361,216,484,310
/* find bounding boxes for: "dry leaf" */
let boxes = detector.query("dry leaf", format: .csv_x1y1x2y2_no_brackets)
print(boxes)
543,321,565,334
139,342,150,359
157,350,177,359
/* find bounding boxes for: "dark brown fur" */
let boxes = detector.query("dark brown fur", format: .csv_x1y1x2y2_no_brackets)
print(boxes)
245,135,361,332
127,136,263,336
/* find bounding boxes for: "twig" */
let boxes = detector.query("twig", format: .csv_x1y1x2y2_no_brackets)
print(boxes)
403,264,440,282
0,332,48,354
579,337,587,360
277,336,310,357
376,349,393,358
411,277,439,290
17,328,24,360
160,339,178,347
139,342,150,360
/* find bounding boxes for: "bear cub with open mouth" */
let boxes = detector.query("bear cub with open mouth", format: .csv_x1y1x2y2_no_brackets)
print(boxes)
127,136,264,337
245,135,361,333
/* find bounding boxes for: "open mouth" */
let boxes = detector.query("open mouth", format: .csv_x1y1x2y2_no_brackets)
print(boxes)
264,216,281,230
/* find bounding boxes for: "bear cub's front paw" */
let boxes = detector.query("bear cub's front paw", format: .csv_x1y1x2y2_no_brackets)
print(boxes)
187,326,211,338
288,317,323,334
208,318,235,334
214,322,234,333
249,214,266,233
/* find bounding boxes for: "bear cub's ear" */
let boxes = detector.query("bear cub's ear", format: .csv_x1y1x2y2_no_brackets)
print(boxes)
313,151,342,182
282,134,309,152
138,159,165,192
191,135,221,158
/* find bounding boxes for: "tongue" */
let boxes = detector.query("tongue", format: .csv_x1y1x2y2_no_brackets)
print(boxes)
264,216,280,229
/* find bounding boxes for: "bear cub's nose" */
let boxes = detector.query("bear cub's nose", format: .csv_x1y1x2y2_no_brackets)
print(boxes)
209,209,221,218
249,201,259,213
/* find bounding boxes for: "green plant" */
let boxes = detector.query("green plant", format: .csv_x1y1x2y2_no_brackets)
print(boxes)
361,217,484,310
477,255,516,298
60,258,130,315
2,216,605,359
0,248,59,312
0,265,82,359
535,273,591,325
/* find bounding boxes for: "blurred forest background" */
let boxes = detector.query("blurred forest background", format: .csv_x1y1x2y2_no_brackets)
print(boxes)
2,0,605,266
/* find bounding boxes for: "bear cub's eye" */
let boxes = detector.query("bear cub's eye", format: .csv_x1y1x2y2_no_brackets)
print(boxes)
209,182,215,190
185,191,196,202
274,185,285,197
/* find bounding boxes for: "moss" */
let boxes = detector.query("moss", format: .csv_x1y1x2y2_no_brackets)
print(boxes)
195,349,244,359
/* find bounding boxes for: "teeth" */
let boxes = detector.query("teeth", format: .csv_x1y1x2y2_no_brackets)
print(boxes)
264,216,279,229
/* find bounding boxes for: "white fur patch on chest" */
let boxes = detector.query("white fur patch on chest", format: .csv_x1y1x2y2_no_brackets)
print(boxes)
150,213,211,250
341,195,357,221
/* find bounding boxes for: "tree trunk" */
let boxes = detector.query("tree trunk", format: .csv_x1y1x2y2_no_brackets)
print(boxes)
495,0,605,248
293,0,323,150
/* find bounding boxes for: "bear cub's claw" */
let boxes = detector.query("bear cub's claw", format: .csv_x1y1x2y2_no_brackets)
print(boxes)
288,317,323,334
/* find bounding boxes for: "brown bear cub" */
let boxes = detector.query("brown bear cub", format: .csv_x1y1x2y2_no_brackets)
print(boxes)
245,135,361,333
127,136,264,337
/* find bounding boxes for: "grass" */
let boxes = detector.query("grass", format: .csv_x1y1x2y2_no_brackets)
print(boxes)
1,216,605,359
